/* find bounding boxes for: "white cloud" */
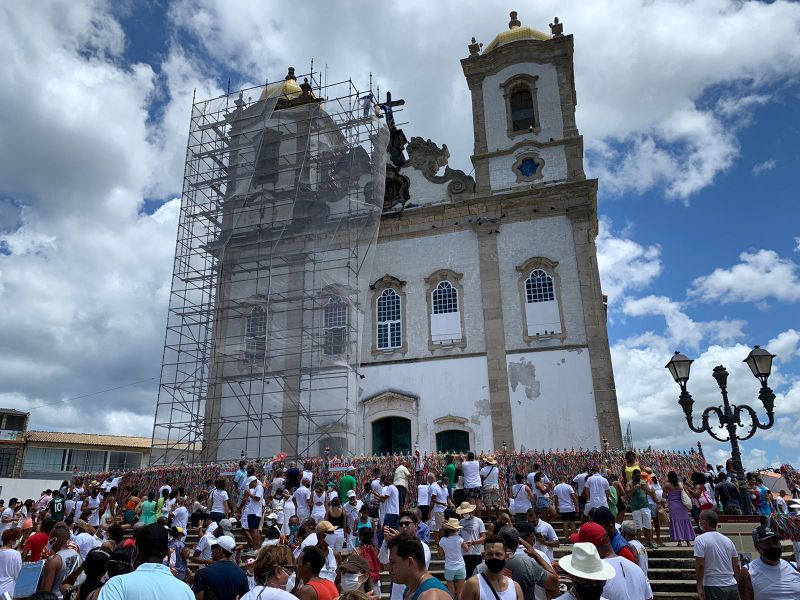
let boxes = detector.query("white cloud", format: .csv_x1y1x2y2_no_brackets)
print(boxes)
794,237,800,252
596,217,662,306
752,159,777,175
689,249,800,304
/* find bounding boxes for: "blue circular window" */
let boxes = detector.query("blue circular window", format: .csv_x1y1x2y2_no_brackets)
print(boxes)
517,157,539,177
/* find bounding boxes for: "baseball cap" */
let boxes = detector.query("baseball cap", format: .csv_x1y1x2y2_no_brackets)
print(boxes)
210,535,236,553
591,507,615,525
347,490,356,498
218,518,233,533
316,520,336,534
752,525,781,544
341,554,370,574
569,522,609,546
515,522,536,538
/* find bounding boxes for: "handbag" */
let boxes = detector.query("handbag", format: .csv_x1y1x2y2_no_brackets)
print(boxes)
679,484,692,511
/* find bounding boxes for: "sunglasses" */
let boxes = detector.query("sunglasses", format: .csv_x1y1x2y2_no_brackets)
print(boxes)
399,521,414,527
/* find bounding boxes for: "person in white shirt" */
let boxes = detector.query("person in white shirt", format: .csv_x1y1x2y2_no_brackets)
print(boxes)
0,501,17,536
555,542,616,600
343,490,363,551
524,509,559,563
738,524,800,599
694,510,739,600
85,489,102,527
302,462,314,487
429,473,450,543
552,475,579,540
242,477,264,550
382,478,401,531
417,477,431,524
775,490,789,514
71,520,97,560
584,468,611,515
621,521,648,581
394,461,411,511
457,502,486,577
437,518,468,596
170,498,189,531
573,468,590,516
511,473,535,525
461,452,483,516
294,479,312,522
480,456,501,518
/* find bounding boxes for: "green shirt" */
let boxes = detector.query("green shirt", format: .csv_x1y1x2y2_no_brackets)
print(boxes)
48,497,65,520
630,484,649,511
339,474,357,500
444,463,456,489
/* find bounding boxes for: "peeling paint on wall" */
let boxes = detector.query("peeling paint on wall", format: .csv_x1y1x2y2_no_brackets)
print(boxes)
474,398,491,417
508,358,541,401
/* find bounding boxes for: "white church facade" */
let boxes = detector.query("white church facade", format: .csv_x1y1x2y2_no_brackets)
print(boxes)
354,13,622,455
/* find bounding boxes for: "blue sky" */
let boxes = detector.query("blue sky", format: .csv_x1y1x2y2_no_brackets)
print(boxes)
0,1,798,471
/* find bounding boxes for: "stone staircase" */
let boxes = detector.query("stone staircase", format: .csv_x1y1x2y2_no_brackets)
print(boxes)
180,520,792,600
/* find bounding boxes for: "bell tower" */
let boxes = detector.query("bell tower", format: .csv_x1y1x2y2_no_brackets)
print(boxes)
461,12,585,194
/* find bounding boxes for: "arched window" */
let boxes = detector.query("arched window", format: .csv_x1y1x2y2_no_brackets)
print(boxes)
524,268,561,335
510,88,536,131
245,305,267,362
525,269,555,303
323,296,348,356
376,288,402,350
430,281,462,343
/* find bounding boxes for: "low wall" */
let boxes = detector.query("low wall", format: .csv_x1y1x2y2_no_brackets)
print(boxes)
80,448,705,503
0,478,65,502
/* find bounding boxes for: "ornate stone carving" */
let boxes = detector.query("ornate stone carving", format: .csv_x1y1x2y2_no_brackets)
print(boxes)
549,17,564,37
405,137,475,197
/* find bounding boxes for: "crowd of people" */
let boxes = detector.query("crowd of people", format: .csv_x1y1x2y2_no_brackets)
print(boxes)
0,451,797,599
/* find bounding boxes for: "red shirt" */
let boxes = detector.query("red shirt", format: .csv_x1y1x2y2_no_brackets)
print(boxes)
24,531,48,561
618,545,636,563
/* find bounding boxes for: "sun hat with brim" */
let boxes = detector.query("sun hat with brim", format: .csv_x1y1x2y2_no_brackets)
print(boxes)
74,519,91,531
89,481,100,488
559,543,616,581
455,501,476,515
485,456,497,465
443,518,463,531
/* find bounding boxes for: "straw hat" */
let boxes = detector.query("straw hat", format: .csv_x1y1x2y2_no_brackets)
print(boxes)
455,501,476,515
484,456,497,465
559,542,616,580
443,518,463,531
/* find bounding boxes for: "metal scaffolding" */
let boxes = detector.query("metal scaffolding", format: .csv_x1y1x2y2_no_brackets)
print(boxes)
151,68,389,464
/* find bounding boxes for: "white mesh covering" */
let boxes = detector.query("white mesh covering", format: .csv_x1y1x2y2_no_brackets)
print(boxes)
151,74,389,463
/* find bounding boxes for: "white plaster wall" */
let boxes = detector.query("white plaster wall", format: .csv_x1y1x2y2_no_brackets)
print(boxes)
364,230,484,361
481,62,564,152
496,217,587,350
489,145,567,191
0,478,66,501
400,167,450,207
507,348,600,451
359,356,493,453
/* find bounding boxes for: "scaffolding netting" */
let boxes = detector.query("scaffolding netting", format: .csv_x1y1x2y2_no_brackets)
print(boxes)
151,70,389,464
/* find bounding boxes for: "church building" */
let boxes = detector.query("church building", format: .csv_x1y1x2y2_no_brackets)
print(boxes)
360,12,622,455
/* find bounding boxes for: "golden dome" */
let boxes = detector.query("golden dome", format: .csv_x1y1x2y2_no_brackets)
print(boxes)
259,67,312,101
483,11,550,54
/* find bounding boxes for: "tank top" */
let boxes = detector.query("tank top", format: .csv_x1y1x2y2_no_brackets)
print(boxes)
512,484,531,513
479,574,517,600
307,578,338,600
328,510,344,528
52,548,81,599
747,557,800,599
408,575,449,600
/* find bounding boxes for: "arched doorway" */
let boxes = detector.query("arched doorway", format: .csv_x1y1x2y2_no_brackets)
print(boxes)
436,429,470,453
371,417,411,455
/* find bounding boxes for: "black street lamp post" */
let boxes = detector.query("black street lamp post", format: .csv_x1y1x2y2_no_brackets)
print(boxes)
665,346,776,516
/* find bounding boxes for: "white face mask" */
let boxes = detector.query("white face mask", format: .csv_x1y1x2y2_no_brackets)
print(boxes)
285,572,296,592
340,573,362,591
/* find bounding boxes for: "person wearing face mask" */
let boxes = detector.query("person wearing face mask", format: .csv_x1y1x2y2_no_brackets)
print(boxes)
737,525,800,599
0,528,22,597
474,526,559,600
555,542,616,600
240,544,297,600
39,524,82,599
460,536,523,600
299,521,339,581
337,554,372,594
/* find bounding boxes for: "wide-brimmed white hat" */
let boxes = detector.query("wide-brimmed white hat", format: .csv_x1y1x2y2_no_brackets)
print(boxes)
443,518,463,531
559,543,616,581
455,501,476,515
